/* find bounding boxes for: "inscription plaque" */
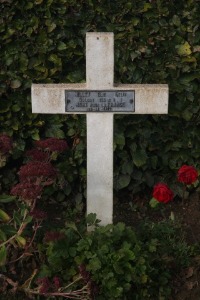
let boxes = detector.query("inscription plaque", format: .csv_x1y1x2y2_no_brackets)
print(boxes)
65,90,135,112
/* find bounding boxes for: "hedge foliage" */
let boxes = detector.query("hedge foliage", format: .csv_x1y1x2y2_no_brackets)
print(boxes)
0,0,200,196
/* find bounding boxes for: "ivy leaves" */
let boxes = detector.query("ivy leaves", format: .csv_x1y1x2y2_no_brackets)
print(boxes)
1,0,200,195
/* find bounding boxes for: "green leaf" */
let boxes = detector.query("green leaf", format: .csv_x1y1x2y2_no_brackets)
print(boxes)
113,262,124,274
0,225,16,236
12,104,21,112
10,80,22,89
117,174,131,189
13,211,21,226
115,133,125,147
66,70,84,83
0,99,11,113
179,74,199,84
132,18,140,26
177,42,192,56
132,150,147,167
150,156,158,169
46,21,56,33
31,132,40,140
142,3,152,12
0,209,10,222
15,235,26,247
46,125,65,138
121,161,133,175
193,179,199,188
24,216,33,224
172,15,181,26
149,197,159,208
35,0,43,4
69,247,76,257
37,264,52,278
182,110,193,121
65,222,78,232
67,128,75,136
0,229,7,242
86,213,97,225
144,172,154,187
89,257,101,271
115,222,125,233
0,195,16,203
0,245,7,266
148,239,158,252
48,54,61,66
57,42,67,51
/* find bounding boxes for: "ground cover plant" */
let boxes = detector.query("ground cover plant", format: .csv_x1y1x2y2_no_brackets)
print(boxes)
1,136,200,300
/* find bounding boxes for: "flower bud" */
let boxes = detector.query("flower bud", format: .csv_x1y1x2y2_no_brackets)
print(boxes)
0,209,11,222
15,235,26,247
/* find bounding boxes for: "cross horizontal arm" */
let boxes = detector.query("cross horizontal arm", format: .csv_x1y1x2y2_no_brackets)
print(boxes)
31,83,168,115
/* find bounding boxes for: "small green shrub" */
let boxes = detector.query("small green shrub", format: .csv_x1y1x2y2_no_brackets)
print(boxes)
1,211,189,299
74,220,190,299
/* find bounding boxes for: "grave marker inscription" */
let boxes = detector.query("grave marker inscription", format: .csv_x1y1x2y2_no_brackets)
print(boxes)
32,32,168,225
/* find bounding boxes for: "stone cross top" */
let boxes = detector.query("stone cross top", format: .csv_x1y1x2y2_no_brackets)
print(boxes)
32,32,168,225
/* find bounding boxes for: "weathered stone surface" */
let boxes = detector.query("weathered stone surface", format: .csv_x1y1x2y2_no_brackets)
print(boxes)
85,33,114,225
32,83,168,114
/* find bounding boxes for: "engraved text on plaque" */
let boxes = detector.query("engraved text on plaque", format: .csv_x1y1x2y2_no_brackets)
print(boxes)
65,90,135,112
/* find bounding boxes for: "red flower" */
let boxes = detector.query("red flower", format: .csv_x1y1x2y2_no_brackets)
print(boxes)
153,183,174,203
35,138,68,153
178,165,198,185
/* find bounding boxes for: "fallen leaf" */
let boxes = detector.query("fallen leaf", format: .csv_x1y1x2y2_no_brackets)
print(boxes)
185,280,198,290
185,267,194,279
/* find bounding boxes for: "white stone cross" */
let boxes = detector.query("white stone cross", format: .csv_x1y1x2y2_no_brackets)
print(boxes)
32,32,168,226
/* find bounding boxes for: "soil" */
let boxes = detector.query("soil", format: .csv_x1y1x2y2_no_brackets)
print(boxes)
113,191,200,300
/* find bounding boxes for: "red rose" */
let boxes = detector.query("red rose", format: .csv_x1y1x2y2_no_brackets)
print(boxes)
153,183,174,203
178,165,198,185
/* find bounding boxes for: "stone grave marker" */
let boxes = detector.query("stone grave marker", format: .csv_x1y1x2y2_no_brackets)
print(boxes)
32,32,168,226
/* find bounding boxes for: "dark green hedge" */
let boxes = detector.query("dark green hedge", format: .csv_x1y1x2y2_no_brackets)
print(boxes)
0,0,200,196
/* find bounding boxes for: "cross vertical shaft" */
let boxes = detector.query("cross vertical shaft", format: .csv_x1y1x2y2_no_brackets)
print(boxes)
86,32,114,225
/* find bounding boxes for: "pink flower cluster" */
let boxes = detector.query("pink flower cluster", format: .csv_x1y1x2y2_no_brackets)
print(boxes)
0,134,12,154
18,161,57,182
78,264,99,297
26,149,50,162
35,138,68,153
11,137,68,203
11,182,43,202
37,276,61,294
44,231,65,243
29,208,47,220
